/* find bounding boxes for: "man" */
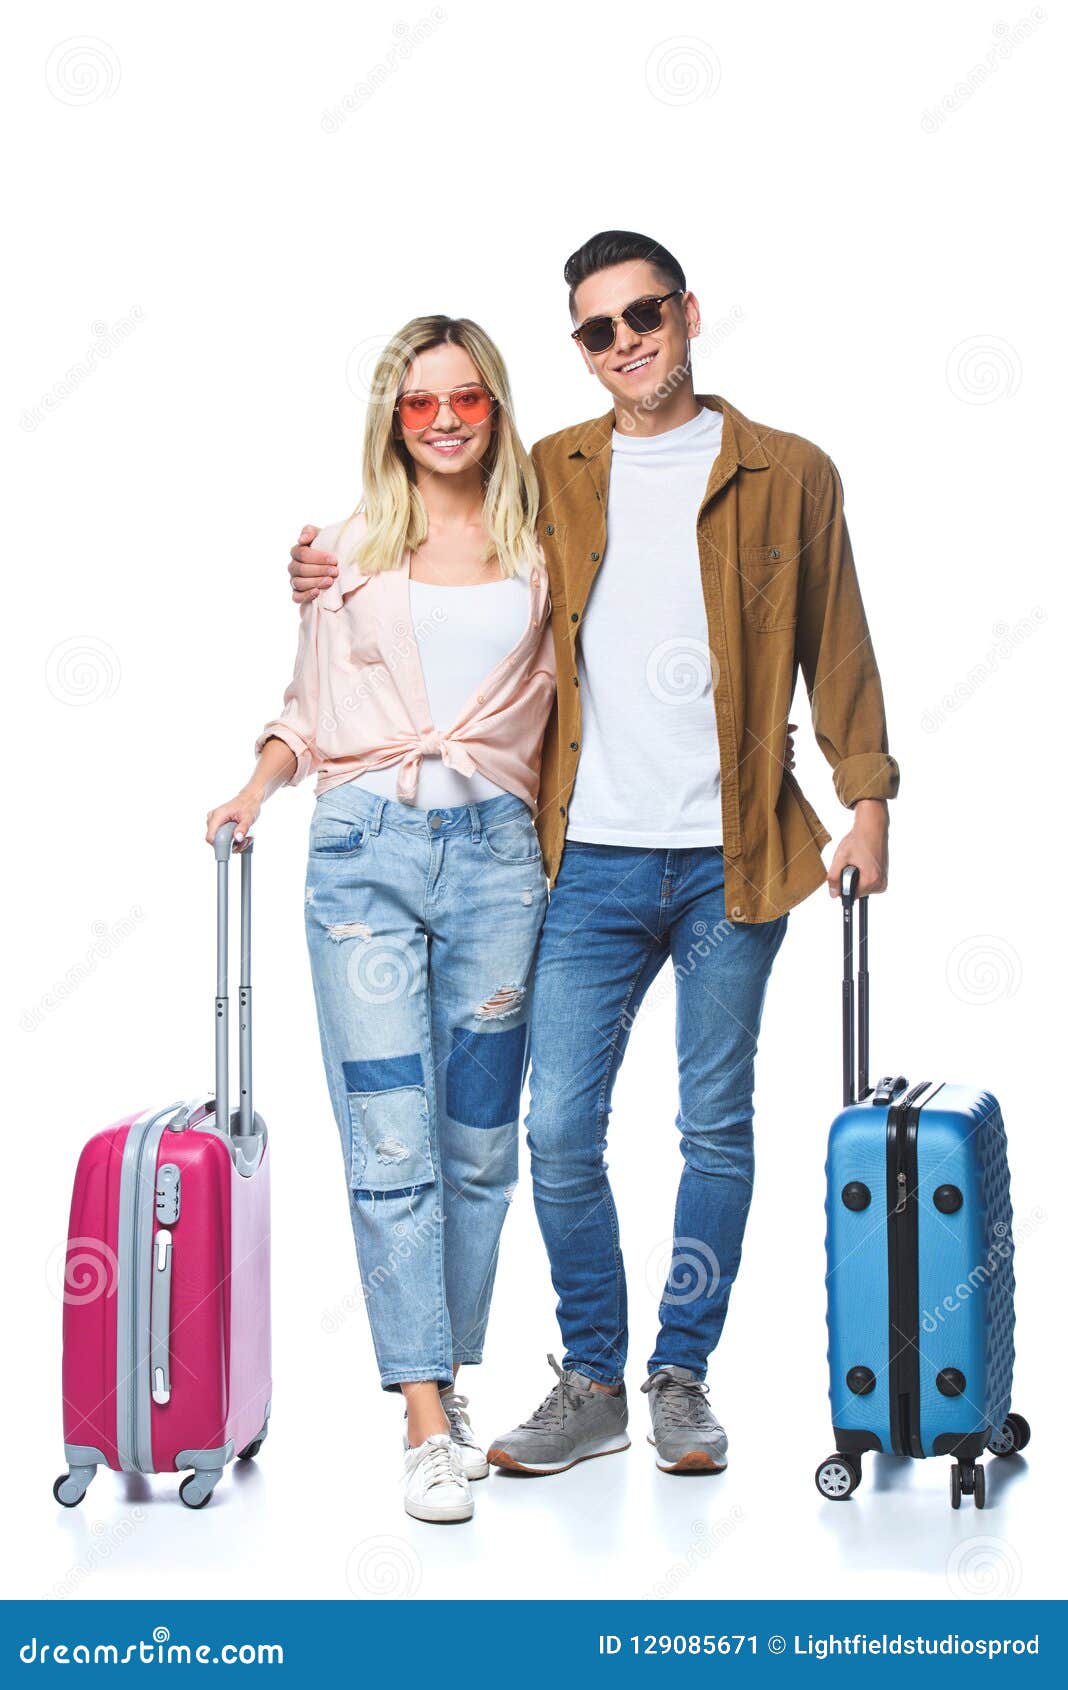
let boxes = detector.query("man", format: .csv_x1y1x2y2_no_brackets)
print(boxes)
288,231,898,1477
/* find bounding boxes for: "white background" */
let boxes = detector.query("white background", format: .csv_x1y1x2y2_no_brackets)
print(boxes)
5,0,1063,1605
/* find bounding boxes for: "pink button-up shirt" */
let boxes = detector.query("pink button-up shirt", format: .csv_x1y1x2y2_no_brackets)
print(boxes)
258,515,556,809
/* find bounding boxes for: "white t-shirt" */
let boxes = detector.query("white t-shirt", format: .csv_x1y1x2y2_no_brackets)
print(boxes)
356,574,530,809
566,406,725,848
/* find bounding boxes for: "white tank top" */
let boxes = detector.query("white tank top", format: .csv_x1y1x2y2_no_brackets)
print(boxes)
356,574,530,809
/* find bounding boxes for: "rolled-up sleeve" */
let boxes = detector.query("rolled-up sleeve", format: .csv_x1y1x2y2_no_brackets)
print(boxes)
255,601,321,786
797,456,900,808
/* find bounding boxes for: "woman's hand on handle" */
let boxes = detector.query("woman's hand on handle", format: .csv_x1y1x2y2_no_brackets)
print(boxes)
205,740,297,852
206,790,261,853
289,524,337,604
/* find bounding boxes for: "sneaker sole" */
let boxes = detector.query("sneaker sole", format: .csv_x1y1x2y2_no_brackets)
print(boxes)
404,1497,474,1523
647,1434,727,1474
487,1434,631,1476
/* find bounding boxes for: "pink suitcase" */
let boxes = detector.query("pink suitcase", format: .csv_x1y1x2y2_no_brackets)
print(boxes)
54,824,271,1510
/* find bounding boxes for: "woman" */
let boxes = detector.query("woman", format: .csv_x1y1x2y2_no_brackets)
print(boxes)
207,317,555,1523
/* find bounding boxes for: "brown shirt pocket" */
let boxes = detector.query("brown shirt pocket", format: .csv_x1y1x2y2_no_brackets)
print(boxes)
738,545,799,632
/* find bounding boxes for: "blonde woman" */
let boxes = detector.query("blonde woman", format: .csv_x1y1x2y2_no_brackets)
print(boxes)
207,318,555,1523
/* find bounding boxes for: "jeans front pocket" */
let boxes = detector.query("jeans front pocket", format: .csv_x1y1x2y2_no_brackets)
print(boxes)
343,1058,435,1195
310,814,369,855
480,811,542,866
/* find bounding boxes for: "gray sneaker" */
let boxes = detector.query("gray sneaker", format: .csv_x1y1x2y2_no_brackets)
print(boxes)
487,1355,630,1475
642,1367,728,1473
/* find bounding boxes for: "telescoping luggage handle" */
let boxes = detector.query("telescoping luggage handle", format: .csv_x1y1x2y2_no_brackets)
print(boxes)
212,822,253,1137
840,865,869,1108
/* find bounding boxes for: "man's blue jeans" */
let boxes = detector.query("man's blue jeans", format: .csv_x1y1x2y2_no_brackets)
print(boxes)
526,843,787,1384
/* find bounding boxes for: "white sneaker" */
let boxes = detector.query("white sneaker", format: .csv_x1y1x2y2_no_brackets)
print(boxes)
440,1389,490,1480
403,1433,473,1524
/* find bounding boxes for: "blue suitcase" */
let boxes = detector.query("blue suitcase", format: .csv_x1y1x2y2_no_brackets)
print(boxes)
817,868,1029,1509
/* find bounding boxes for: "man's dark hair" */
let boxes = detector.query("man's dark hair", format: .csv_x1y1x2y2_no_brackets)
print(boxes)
564,230,687,317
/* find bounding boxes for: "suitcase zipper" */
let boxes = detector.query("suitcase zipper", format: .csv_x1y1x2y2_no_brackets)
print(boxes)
116,1104,186,1473
885,1082,934,1460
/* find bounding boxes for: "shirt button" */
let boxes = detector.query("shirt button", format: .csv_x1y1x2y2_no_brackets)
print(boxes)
569,741,579,751
770,548,781,559
572,675,579,686
545,525,555,536
477,694,485,703
429,814,443,830
590,550,600,561
570,612,579,623
559,806,566,817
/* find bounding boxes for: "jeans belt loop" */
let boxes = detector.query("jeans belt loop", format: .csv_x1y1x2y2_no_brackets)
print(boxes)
467,803,482,842
369,797,386,836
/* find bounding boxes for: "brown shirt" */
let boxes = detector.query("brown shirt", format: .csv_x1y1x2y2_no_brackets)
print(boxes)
530,394,899,924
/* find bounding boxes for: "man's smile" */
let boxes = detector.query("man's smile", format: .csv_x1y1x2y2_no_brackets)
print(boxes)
614,348,659,377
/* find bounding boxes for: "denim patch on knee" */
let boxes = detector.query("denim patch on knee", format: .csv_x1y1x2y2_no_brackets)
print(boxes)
345,1056,433,1193
342,1054,423,1092
446,1022,526,1130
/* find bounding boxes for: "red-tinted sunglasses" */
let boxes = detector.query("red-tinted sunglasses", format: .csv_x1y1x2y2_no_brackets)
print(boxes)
395,384,496,432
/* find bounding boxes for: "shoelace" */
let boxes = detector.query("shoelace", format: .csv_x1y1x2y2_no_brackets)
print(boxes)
643,1374,718,1429
520,1354,585,1430
416,1435,461,1490
443,1394,477,1447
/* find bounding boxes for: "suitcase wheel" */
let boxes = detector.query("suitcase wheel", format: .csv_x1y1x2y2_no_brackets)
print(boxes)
237,1438,263,1462
951,1459,985,1509
52,1472,88,1509
815,1454,862,1500
179,1474,216,1510
988,1411,1031,1458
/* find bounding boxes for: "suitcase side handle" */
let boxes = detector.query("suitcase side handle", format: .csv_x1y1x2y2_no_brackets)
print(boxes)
840,865,870,1106
213,823,254,1138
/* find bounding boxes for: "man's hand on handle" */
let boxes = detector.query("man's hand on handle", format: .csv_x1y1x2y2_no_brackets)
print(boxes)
827,798,889,898
289,524,337,604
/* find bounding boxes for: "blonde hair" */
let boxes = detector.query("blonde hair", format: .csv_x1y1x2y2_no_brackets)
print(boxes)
349,315,540,577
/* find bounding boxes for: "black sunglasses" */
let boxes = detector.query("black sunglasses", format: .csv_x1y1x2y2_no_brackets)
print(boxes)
571,290,683,355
